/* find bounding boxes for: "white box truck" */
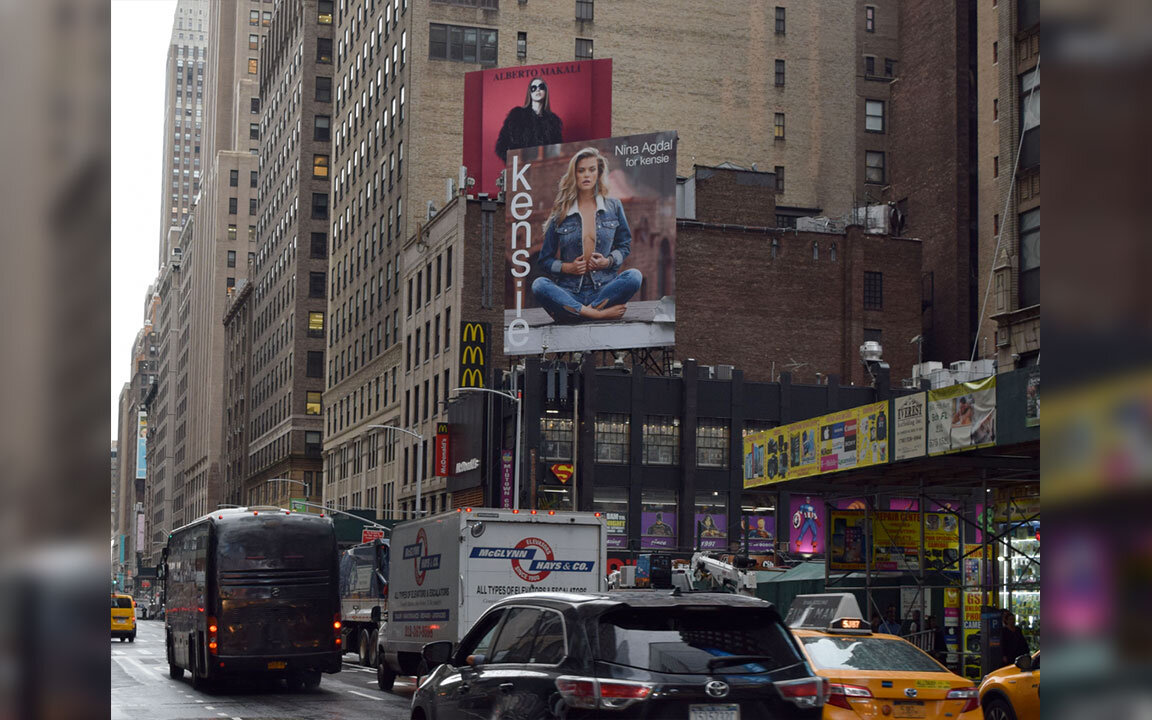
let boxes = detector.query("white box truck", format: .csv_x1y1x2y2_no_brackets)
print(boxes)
376,508,607,691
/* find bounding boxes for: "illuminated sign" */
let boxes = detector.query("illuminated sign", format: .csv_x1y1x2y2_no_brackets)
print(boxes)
459,321,489,388
434,423,451,477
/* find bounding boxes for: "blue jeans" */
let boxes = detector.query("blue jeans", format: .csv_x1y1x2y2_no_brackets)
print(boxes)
531,269,642,323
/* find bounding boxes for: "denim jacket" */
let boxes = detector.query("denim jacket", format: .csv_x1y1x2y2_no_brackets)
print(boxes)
536,195,632,292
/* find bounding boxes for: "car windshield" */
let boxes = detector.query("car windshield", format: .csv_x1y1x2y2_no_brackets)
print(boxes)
596,605,802,675
802,636,944,672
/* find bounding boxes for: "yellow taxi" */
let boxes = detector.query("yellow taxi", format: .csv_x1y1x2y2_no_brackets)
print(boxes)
786,594,981,719
978,652,1038,720
111,593,137,642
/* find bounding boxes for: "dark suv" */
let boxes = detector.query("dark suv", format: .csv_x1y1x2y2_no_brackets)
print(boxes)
412,590,827,720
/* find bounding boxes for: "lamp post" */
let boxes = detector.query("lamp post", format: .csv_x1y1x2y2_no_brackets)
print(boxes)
450,386,522,511
265,477,309,507
366,424,425,518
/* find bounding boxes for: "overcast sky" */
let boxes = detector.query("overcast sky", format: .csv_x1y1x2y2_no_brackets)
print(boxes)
110,0,176,439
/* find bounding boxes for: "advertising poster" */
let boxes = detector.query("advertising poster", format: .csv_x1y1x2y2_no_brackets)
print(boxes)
835,497,868,510
504,131,678,355
640,510,676,549
738,514,775,553
1025,370,1039,427
871,511,922,572
829,510,959,572
789,495,826,554
923,511,962,572
828,511,869,571
944,588,961,664
463,59,613,198
743,403,887,488
894,392,927,461
962,591,984,678
927,376,997,456
499,450,514,509
694,512,727,550
136,411,148,479
605,511,627,549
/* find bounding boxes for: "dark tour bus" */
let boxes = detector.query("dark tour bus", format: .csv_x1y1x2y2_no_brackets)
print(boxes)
161,507,342,689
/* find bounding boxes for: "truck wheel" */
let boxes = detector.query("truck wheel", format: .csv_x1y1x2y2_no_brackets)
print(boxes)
359,630,372,666
368,628,379,667
302,671,322,690
377,660,397,692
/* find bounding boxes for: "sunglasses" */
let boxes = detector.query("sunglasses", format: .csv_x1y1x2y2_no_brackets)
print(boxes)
529,83,546,91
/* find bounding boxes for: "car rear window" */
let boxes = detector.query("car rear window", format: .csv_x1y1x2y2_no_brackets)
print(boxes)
801,636,944,672
112,597,133,609
596,605,802,674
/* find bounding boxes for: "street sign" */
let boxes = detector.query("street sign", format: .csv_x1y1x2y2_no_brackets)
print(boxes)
362,529,386,543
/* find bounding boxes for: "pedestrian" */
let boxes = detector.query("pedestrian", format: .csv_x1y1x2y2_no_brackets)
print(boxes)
927,614,948,662
879,605,902,635
906,608,922,634
1000,610,1029,666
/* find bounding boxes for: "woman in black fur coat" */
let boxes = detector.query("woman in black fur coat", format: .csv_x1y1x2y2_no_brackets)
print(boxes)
495,76,563,162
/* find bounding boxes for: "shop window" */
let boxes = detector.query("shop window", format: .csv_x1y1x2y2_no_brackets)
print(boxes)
696,420,730,468
642,416,680,465
594,413,630,464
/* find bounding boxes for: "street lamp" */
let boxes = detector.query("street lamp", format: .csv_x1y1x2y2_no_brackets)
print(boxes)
290,500,390,533
366,424,426,518
450,386,522,511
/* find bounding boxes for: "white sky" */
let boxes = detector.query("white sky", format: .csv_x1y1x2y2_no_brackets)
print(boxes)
110,0,177,438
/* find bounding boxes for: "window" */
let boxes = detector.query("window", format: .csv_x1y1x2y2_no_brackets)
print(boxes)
250,171,257,188
314,114,331,141
595,413,629,464
1019,66,1040,169
306,392,322,415
865,100,885,132
884,57,895,77
226,276,235,290
517,31,526,59
993,98,999,121
774,166,785,192
229,169,238,187
865,151,885,184
317,37,333,63
248,225,256,242
993,155,999,178
865,56,876,76
227,225,237,241
251,97,260,114
262,11,271,26
576,0,593,21
540,417,574,460
248,198,257,215
316,76,332,102
993,214,1000,236
228,197,238,214
865,5,875,32
307,351,324,378
306,431,322,457
863,271,883,309
318,0,333,23
446,247,453,288
313,154,330,178
311,232,328,258
993,41,998,64
249,10,259,25
775,59,785,87
309,272,327,298
308,311,325,337
643,416,680,465
775,6,786,34
1019,208,1039,308
312,192,329,219
247,58,258,75
774,113,785,140
226,250,236,267
575,38,593,60
249,123,259,141
864,328,882,345
428,23,498,64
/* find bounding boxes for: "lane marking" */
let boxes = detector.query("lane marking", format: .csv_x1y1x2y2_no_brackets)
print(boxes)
205,706,214,710
347,690,382,701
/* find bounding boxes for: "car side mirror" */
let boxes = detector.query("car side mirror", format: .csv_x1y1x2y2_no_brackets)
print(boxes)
422,641,454,668
1014,653,1033,671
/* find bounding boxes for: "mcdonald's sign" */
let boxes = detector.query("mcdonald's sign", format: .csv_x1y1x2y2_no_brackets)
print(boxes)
434,423,451,477
459,321,489,388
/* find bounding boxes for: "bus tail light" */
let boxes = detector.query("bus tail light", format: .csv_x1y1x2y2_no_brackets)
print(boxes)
334,614,342,646
207,616,218,655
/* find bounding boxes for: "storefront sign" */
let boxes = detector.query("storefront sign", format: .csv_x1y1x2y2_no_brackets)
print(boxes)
550,463,573,484
893,393,926,461
459,322,490,388
499,450,514,509
434,423,451,477
927,376,997,456
362,529,385,543
455,458,480,473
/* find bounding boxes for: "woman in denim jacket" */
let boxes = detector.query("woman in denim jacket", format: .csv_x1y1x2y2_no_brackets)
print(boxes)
531,147,642,322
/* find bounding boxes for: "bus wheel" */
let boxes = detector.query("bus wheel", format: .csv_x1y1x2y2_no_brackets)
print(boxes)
377,661,396,692
301,671,322,690
359,630,371,666
169,663,183,680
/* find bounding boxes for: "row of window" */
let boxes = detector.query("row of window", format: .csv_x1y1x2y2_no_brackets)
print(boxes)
406,249,453,316
326,366,399,438
539,415,733,468
401,370,453,429
404,307,452,373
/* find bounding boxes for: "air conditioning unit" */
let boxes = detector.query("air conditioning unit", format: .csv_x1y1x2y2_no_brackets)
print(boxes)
698,365,715,380
715,364,734,381
950,361,973,373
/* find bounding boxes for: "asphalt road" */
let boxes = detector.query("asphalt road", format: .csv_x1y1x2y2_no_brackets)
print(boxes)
112,619,417,720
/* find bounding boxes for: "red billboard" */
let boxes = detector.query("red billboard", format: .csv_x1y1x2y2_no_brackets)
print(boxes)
463,59,613,198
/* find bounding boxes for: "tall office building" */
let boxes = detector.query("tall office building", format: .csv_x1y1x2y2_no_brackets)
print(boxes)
159,0,212,267
144,243,182,564
977,0,1039,370
169,0,271,523
223,0,334,509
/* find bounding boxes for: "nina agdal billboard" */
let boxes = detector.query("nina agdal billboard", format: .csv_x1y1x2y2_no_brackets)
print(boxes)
462,59,613,198
504,131,678,355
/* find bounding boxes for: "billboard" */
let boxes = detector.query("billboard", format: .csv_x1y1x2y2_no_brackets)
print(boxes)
136,411,148,479
743,401,889,487
828,509,961,572
927,376,997,455
463,59,613,198
893,392,927,461
789,495,826,555
738,514,776,553
504,132,678,355
459,321,490,388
